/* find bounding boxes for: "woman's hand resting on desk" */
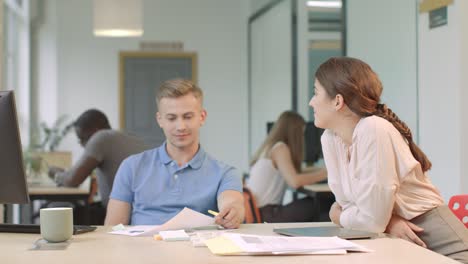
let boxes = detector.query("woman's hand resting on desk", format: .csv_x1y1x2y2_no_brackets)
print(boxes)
328,204,426,248
385,214,427,248
329,202,342,226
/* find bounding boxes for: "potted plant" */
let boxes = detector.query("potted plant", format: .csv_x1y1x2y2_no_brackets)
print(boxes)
24,116,74,183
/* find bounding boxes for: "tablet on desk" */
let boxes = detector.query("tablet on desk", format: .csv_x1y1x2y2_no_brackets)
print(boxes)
273,226,376,240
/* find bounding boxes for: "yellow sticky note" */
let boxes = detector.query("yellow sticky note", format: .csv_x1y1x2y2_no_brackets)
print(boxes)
204,236,243,255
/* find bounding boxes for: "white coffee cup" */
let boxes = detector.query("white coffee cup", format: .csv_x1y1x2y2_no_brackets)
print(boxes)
40,207,73,243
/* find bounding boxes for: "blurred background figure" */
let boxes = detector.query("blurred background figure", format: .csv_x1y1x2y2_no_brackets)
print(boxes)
49,109,149,224
247,111,327,223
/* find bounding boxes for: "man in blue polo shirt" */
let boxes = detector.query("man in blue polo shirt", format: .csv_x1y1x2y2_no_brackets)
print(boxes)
105,79,244,229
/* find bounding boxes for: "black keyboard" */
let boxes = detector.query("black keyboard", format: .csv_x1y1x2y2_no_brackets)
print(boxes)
0,223,97,234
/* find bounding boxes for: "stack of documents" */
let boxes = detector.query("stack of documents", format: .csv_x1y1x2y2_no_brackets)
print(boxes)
204,233,372,255
190,230,231,247
109,207,215,237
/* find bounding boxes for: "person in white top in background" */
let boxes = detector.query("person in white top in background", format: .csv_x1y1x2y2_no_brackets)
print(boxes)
247,111,327,223
309,56,468,263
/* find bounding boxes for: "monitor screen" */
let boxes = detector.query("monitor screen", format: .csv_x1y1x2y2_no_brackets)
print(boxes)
266,121,324,164
0,91,30,204
303,121,324,164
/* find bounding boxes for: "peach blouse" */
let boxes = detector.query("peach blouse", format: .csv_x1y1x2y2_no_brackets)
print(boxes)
321,116,443,232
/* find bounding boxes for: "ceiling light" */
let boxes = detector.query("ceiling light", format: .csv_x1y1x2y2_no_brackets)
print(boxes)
93,0,143,37
307,1,342,8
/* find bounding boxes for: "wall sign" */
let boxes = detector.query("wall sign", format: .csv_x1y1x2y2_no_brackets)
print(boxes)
429,6,448,29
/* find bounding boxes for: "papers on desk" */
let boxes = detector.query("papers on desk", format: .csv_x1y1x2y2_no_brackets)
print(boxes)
159,230,190,241
190,230,232,247
204,233,372,256
109,207,215,237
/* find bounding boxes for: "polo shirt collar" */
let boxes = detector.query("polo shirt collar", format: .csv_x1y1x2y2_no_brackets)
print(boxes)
158,142,205,169
188,146,205,169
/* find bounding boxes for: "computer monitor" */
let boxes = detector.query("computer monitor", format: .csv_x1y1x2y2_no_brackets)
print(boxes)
303,121,324,164
266,121,324,164
0,91,30,204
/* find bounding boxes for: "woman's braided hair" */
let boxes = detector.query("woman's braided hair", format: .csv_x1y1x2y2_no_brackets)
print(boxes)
374,104,431,171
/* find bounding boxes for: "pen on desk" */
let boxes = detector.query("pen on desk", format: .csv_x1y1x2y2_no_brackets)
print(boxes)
208,210,219,217
129,230,145,233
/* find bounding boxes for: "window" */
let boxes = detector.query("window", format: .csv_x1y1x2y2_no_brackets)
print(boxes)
3,0,31,146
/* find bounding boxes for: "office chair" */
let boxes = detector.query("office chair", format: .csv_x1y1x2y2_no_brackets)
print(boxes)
243,187,262,223
448,194,468,228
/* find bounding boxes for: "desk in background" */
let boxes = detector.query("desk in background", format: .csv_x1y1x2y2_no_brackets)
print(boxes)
28,186,91,224
295,183,334,221
1,222,458,264
300,183,331,194
28,185,89,201
4,185,91,225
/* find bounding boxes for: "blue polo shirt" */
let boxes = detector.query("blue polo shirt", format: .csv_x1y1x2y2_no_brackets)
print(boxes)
110,143,243,225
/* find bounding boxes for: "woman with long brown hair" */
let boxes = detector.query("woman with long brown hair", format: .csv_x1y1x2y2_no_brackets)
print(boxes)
247,111,327,223
310,57,468,262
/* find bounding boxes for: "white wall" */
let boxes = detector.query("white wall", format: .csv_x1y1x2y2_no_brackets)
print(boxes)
419,1,467,199
249,0,292,156
347,0,418,136
37,0,250,172
34,0,58,127
297,0,310,119
460,0,468,194
250,0,278,14
348,0,467,200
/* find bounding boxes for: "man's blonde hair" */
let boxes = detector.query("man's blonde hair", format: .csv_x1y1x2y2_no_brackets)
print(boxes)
156,79,203,106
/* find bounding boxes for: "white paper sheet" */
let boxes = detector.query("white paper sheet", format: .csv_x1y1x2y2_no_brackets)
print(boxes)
109,207,215,237
159,230,190,241
205,233,372,255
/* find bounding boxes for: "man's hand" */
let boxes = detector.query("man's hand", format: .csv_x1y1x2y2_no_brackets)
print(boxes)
48,166,65,179
47,156,100,187
385,214,427,248
215,206,243,229
216,190,244,229
329,202,342,226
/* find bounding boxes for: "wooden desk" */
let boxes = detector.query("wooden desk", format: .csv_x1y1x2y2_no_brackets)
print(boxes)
300,183,331,194
1,222,457,264
296,183,334,221
28,186,89,200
